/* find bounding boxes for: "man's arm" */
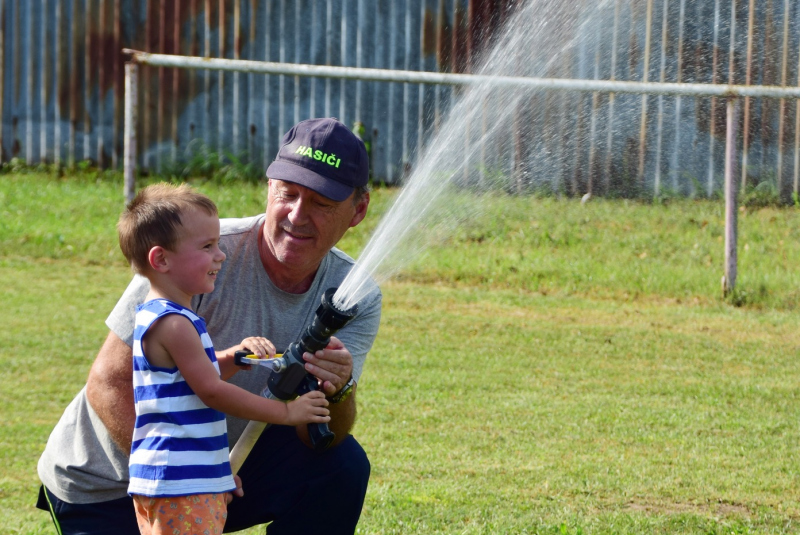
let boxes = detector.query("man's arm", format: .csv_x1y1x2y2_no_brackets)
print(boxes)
85,331,135,453
298,336,357,447
296,386,357,447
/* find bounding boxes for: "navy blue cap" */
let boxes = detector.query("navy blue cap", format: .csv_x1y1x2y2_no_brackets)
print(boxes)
266,118,369,202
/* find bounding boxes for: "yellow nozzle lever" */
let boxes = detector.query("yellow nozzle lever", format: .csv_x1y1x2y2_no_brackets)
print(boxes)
234,351,287,372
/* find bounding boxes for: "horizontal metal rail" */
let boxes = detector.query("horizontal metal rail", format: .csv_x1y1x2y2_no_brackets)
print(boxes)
124,48,800,100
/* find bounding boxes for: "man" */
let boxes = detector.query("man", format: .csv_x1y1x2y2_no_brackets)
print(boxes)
37,117,382,535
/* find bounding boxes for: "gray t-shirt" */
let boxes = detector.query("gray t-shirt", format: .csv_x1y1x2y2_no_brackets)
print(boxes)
38,214,382,503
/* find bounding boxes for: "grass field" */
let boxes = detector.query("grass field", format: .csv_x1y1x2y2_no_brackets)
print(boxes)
2,172,800,534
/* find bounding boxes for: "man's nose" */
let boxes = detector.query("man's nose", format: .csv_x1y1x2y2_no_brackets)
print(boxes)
287,197,310,223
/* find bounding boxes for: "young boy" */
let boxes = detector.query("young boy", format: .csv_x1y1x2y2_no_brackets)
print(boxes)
118,183,330,535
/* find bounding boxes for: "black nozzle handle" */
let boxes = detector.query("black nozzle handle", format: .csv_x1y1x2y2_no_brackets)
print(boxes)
308,421,335,451
234,350,249,367
298,374,336,451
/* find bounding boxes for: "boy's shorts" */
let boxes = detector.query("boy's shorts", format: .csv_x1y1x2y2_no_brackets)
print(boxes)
132,493,228,535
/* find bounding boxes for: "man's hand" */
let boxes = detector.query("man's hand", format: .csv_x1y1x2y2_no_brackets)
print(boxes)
297,336,357,447
302,336,353,396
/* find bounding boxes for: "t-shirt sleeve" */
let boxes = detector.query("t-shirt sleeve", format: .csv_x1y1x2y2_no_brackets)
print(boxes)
105,274,151,347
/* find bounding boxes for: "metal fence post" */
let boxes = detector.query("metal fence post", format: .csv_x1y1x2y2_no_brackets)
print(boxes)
723,97,740,296
124,61,138,204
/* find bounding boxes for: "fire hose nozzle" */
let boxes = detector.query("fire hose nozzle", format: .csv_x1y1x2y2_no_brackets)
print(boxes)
230,288,359,453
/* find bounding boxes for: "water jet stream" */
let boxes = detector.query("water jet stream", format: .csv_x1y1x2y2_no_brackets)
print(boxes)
332,0,613,310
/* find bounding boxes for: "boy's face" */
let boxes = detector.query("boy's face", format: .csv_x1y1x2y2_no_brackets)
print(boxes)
164,207,226,297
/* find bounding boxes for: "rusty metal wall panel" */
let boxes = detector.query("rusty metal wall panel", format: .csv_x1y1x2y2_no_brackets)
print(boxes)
2,0,799,195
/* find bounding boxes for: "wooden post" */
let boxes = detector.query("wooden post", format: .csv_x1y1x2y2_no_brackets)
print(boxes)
124,62,138,204
723,97,740,296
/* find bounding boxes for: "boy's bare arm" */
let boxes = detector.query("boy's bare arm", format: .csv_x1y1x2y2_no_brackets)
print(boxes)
153,315,329,426
86,331,136,453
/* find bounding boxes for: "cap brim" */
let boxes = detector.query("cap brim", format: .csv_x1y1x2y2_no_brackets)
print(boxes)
266,160,354,202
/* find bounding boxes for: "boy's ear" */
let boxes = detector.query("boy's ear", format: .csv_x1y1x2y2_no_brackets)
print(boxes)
148,246,169,272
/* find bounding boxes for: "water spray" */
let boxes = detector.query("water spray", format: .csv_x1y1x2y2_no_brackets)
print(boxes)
229,288,358,473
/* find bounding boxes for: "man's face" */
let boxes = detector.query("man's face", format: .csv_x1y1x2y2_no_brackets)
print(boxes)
264,179,369,278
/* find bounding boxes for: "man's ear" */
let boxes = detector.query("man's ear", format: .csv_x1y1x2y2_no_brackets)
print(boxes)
349,192,370,228
148,246,169,273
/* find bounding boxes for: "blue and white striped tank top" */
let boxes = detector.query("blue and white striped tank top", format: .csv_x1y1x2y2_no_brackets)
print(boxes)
128,299,236,497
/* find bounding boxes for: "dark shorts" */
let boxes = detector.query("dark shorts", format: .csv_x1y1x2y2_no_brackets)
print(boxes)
37,425,370,535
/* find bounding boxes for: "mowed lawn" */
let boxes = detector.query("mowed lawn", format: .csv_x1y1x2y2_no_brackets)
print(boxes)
2,173,800,534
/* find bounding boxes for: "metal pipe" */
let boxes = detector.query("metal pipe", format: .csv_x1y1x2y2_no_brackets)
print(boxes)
723,97,740,295
123,62,138,203
123,49,800,99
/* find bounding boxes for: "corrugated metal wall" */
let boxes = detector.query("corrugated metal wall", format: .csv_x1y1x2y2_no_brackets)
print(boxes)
2,0,799,195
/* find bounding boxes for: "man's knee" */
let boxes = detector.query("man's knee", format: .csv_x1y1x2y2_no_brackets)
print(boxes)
331,435,371,493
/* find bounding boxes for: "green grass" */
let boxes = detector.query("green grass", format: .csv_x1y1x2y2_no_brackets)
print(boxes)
3,173,800,534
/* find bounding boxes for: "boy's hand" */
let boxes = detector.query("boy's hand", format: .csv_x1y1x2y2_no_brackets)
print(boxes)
238,336,276,359
226,474,244,504
283,391,330,426
216,336,275,379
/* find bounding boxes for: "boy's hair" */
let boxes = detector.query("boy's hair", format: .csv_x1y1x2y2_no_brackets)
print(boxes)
118,183,218,274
